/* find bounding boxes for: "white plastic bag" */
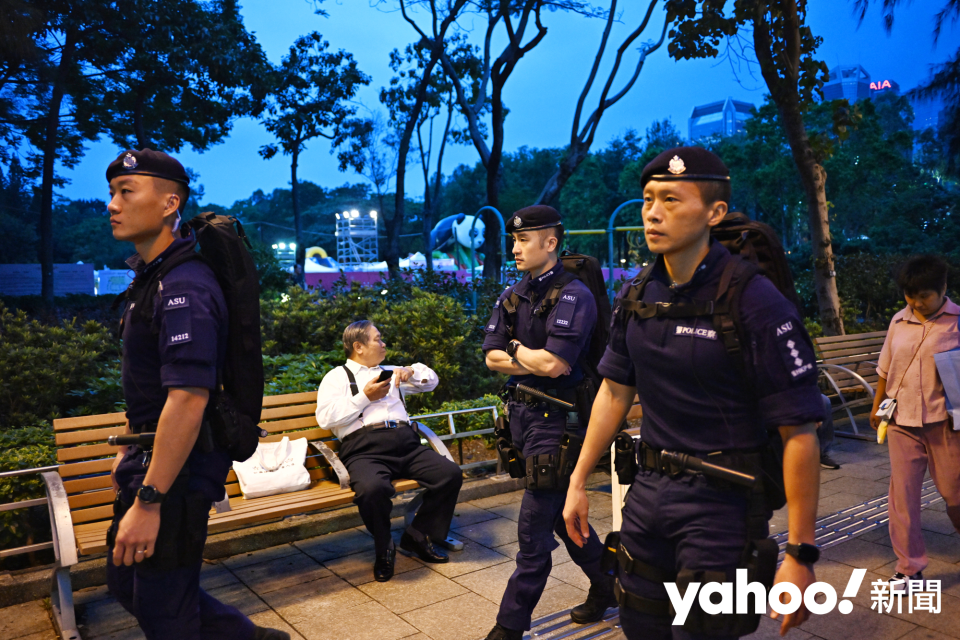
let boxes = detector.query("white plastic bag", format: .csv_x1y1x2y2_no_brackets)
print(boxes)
934,348,960,430
233,436,311,499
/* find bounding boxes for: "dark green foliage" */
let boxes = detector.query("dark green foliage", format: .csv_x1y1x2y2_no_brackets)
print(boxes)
66,359,125,416
0,424,56,559
263,351,343,396
248,239,293,299
0,302,118,427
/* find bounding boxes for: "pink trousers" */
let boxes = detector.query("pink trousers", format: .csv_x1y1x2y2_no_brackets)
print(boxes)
887,420,960,575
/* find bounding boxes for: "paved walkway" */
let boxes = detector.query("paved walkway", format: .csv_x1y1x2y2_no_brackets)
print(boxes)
3,437,957,640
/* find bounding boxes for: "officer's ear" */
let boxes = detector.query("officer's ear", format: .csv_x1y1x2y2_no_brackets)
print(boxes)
705,200,727,229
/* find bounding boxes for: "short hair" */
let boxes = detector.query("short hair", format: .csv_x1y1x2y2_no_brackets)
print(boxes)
153,177,190,214
897,255,948,296
693,180,731,207
343,320,373,358
538,225,564,251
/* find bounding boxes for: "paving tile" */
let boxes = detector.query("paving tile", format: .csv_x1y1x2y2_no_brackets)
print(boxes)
15,633,59,640
817,493,871,518
531,582,588,620
834,464,892,482
467,490,525,510
453,516,519,548
921,509,960,536
234,551,333,594
743,614,815,640
207,581,270,616
925,500,948,513
453,558,559,605
324,548,423,586
449,503,500,528
73,584,112,607
820,476,891,498
298,600,417,640
248,610,306,640
259,573,371,625
401,635,434,640
592,516,614,537
876,557,960,599
488,501,522,522
798,601,915,640
295,528,377,562
548,560,592,591
401,592,501,640
200,562,241,590
87,627,146,640
821,538,899,571
77,599,139,639
0,601,54,639
586,491,614,519
359,566,468,614
884,592,960,638
807,559,888,610
221,543,301,570
898,628,960,640
422,540,512,579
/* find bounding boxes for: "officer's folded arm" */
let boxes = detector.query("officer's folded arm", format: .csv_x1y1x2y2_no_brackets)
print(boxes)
563,378,636,547
112,386,209,567
484,349,532,376
771,421,820,633
513,344,571,378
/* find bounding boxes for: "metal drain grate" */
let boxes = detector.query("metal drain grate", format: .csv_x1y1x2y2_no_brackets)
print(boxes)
522,478,944,640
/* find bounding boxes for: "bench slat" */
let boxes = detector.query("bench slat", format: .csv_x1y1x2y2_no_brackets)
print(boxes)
58,443,117,463
70,504,115,525
260,403,318,421
262,392,317,408
53,412,127,432
814,330,888,345
819,343,886,360
63,475,113,495
56,426,127,447
59,458,115,479
259,417,328,435
68,489,115,510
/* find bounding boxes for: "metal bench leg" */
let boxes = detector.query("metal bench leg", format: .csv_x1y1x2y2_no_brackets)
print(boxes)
402,490,464,551
50,564,80,640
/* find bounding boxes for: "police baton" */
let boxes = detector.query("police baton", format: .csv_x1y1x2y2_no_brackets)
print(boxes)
514,384,576,411
660,450,756,489
107,433,156,447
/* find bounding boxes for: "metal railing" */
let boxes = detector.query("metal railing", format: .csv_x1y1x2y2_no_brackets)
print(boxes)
412,405,500,471
0,466,61,559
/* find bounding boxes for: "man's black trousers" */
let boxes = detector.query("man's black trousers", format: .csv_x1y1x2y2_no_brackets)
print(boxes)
339,425,463,555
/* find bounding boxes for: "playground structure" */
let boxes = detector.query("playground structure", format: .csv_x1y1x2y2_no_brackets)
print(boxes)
336,209,378,267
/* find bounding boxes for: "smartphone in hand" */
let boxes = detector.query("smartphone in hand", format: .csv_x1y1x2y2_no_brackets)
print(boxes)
377,369,393,383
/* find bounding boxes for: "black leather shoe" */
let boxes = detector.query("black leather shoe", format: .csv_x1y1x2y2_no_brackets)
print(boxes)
484,623,523,640
570,576,617,624
253,626,291,640
400,531,449,563
373,547,396,582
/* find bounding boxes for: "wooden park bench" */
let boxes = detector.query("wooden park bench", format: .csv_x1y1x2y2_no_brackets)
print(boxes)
814,330,887,436
42,391,456,640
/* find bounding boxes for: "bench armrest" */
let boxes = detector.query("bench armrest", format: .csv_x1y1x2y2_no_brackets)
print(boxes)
819,363,876,398
41,472,78,567
414,422,456,463
309,440,351,491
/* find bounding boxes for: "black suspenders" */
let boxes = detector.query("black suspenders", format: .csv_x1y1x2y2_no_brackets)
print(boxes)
342,365,406,412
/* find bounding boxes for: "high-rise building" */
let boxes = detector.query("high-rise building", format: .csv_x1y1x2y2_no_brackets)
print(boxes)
688,97,754,140
823,65,872,102
911,95,946,133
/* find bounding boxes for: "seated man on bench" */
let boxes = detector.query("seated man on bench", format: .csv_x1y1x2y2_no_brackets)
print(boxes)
315,320,463,582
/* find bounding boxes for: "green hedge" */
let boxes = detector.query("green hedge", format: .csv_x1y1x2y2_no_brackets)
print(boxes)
0,425,57,564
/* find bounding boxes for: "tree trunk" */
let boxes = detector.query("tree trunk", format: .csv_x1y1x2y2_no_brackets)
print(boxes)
290,146,304,269
483,72,506,281
537,146,587,206
133,90,151,149
39,30,77,303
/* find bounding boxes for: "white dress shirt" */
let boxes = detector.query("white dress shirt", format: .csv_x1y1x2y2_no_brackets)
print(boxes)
315,360,439,440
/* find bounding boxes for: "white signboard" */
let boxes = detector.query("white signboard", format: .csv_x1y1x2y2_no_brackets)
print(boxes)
95,269,134,296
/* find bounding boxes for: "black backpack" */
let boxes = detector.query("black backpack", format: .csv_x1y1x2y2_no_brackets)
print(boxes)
122,213,265,461
502,250,611,381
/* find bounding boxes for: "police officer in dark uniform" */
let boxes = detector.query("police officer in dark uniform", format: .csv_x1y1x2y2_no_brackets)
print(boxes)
563,147,824,639
482,205,613,640
105,149,287,640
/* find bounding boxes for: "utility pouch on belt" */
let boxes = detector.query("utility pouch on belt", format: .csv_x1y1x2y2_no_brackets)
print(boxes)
669,537,778,637
494,415,511,441
613,431,638,485
556,432,583,481
525,453,563,490
497,437,526,479
600,531,620,574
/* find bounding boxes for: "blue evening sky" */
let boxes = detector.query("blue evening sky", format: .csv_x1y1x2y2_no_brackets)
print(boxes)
60,1,958,208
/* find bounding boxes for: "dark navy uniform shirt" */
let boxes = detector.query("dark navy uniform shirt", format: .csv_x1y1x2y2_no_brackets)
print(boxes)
115,237,232,503
598,241,824,453
482,262,597,390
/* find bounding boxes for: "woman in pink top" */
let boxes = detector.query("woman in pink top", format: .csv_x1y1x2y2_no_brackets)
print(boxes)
872,255,960,585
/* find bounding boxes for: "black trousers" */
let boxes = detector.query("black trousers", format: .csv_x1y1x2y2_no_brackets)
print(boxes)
339,425,463,555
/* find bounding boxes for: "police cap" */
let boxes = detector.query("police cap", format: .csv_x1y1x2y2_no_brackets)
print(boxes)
640,146,730,188
106,148,190,192
506,205,563,234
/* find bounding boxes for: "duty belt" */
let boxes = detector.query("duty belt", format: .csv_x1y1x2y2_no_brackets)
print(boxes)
505,385,577,408
363,420,412,431
638,441,760,482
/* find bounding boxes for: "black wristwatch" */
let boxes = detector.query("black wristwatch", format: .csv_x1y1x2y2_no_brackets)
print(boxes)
506,340,521,359
784,542,820,564
137,484,166,505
